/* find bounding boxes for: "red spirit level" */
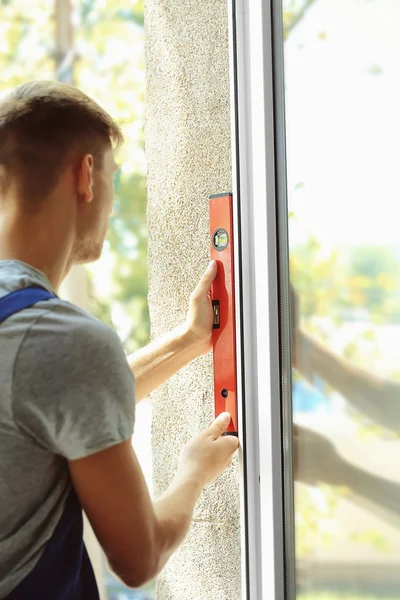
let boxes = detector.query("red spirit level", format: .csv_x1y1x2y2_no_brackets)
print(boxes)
210,193,238,436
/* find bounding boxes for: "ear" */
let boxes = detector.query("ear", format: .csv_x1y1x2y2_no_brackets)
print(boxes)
77,154,94,203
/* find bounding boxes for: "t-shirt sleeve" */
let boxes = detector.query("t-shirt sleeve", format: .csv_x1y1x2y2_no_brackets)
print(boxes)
12,304,136,460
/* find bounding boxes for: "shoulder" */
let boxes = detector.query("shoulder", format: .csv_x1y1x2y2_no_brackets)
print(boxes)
17,299,129,378
32,299,121,349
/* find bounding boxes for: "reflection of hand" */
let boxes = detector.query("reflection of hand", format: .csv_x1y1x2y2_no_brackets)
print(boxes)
294,424,346,487
294,428,400,526
183,261,218,355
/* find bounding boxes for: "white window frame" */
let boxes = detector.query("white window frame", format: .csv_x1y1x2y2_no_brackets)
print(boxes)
228,0,295,598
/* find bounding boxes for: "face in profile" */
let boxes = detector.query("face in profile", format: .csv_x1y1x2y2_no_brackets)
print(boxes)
73,146,118,265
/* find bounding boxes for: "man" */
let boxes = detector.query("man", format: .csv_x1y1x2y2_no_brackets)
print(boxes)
0,81,239,599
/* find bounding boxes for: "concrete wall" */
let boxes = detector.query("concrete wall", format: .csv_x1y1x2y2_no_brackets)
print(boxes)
145,1,241,598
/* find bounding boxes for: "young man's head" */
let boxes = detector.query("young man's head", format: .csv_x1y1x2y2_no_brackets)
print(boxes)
0,81,123,264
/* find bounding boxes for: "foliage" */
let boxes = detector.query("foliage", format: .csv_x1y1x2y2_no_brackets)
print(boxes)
348,245,400,321
0,1,54,86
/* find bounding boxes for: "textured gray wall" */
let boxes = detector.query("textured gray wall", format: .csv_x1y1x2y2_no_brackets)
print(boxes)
145,1,241,598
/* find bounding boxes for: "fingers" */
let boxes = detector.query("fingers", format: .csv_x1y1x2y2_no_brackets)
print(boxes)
207,411,232,440
192,260,218,297
217,433,239,454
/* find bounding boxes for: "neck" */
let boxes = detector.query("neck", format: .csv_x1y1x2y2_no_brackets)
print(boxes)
0,198,75,291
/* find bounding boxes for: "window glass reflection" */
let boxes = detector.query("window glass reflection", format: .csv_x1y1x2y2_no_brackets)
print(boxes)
284,1,400,598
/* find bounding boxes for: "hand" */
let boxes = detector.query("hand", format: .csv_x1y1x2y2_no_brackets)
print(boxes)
176,412,239,488
293,423,345,487
183,260,218,355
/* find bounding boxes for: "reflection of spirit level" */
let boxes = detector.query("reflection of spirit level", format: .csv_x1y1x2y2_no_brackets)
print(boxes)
210,193,238,436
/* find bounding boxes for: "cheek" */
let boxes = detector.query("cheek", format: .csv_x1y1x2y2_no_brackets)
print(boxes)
96,181,113,217
104,177,114,204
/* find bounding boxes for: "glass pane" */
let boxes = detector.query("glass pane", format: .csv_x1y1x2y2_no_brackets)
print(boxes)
283,1,400,598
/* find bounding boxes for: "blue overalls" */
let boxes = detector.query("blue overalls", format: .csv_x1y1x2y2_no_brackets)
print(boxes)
0,287,100,600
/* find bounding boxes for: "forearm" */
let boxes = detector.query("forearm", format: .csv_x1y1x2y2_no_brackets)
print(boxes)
296,331,354,390
152,475,202,575
341,460,400,525
127,325,205,402
296,330,400,431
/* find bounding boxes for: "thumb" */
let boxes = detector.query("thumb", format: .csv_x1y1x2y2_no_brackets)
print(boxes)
193,260,218,297
207,412,231,439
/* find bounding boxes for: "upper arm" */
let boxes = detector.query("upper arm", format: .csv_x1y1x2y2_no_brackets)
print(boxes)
13,307,135,459
69,439,158,588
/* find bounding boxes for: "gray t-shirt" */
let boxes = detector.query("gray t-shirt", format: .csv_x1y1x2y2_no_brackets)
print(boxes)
0,260,135,598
